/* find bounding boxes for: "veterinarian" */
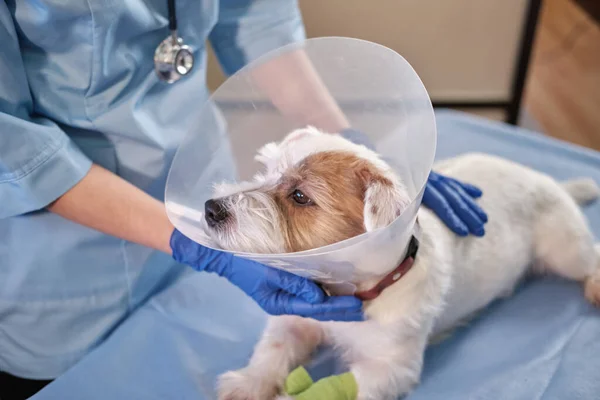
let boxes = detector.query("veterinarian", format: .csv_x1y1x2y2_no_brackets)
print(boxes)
0,0,488,397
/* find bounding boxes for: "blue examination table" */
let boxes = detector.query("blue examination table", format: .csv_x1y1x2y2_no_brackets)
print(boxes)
32,110,600,400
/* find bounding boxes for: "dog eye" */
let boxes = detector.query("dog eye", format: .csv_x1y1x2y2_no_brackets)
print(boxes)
291,189,312,205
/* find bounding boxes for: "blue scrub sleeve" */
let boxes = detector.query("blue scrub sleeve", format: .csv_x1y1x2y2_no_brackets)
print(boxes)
0,3,92,219
208,0,306,76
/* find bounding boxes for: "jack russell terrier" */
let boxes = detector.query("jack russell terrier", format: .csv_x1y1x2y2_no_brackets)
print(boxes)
200,126,600,400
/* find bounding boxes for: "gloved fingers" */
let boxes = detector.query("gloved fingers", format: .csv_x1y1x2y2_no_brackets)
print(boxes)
447,177,483,198
264,293,363,321
267,269,326,304
446,180,489,223
429,172,483,198
422,183,470,236
170,229,201,265
434,181,486,236
170,229,231,272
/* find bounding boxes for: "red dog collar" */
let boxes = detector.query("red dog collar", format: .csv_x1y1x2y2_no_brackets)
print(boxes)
354,235,419,301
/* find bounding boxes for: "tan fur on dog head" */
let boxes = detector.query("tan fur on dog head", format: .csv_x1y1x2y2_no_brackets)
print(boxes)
273,151,383,252
204,128,411,254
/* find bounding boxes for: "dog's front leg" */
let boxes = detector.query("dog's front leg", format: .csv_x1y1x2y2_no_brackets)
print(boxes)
218,315,324,400
326,319,430,400
321,318,430,400
350,332,428,400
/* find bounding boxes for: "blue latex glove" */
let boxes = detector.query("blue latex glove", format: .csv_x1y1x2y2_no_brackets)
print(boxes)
170,230,364,321
423,171,488,237
340,128,488,237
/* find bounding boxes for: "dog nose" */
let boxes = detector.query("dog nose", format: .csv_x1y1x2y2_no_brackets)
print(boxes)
205,199,229,227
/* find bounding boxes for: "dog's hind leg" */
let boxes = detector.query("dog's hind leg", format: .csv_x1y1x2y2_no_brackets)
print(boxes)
584,245,600,306
218,316,324,400
534,179,600,306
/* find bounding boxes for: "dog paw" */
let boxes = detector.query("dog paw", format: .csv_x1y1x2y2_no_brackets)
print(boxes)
584,275,600,307
217,370,279,400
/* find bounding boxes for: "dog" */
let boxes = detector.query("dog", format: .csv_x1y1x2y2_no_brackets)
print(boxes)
203,126,600,400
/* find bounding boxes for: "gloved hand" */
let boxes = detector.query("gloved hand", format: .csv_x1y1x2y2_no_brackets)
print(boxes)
283,366,357,400
422,171,488,237
170,230,363,321
340,127,488,237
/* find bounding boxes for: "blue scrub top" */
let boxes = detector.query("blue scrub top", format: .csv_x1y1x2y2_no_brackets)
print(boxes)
0,0,305,379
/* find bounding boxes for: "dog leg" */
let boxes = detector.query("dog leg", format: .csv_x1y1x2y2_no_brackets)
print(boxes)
534,187,600,307
325,320,429,400
350,334,428,400
584,245,600,306
217,316,324,400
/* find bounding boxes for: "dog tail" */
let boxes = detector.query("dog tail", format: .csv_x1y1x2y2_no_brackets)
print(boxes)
562,178,600,206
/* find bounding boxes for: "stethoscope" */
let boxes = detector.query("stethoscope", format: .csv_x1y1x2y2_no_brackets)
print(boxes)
154,0,194,83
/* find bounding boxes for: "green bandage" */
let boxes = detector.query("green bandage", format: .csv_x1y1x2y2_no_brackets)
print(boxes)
284,365,315,395
284,366,358,400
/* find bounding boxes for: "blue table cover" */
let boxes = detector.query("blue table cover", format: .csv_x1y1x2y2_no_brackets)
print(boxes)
32,110,600,400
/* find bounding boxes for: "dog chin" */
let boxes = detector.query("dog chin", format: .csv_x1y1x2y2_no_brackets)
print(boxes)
197,217,226,249
201,223,276,254
221,237,285,255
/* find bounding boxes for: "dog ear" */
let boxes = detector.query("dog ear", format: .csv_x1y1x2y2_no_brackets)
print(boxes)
255,127,323,168
360,168,411,232
281,126,323,145
254,142,280,168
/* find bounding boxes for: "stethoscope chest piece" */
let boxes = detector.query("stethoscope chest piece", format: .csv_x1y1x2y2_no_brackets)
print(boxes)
154,32,194,83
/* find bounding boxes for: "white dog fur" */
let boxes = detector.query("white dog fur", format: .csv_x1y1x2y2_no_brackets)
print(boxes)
206,126,600,400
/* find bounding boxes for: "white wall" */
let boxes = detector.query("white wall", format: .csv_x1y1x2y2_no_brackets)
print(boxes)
206,1,530,120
